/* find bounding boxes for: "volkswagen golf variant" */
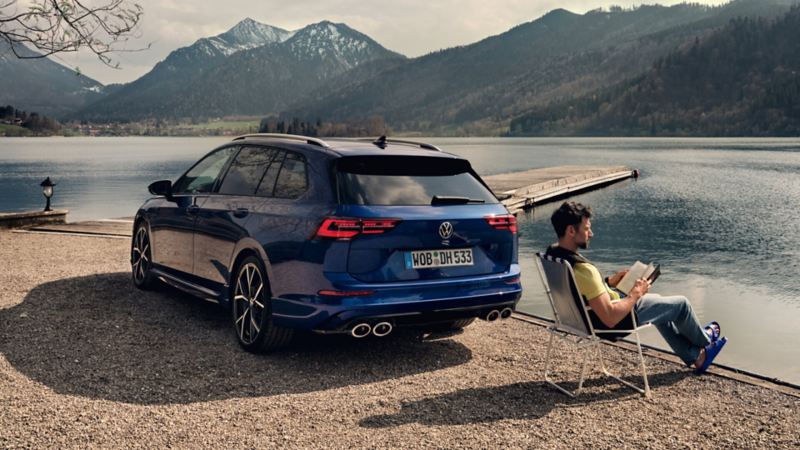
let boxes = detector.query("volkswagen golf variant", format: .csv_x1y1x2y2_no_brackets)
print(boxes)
131,134,522,352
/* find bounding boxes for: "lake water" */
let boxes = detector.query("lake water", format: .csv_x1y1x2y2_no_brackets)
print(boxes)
2,136,799,383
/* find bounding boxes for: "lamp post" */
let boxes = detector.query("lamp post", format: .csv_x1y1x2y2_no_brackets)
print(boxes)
40,177,55,212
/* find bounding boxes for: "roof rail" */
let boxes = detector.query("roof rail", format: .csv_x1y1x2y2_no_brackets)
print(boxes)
364,136,442,152
232,133,330,148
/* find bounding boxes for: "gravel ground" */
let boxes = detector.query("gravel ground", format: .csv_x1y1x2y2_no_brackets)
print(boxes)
1,230,798,449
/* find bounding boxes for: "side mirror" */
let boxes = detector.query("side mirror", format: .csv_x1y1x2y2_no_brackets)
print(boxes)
148,180,173,199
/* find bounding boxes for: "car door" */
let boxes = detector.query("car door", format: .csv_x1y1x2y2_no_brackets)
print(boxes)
192,145,278,285
150,146,237,275
246,150,317,299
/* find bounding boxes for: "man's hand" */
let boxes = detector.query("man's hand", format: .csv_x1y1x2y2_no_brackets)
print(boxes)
629,278,651,300
607,269,628,288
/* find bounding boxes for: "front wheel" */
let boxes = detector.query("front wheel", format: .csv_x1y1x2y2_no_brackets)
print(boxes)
131,223,157,290
231,256,293,353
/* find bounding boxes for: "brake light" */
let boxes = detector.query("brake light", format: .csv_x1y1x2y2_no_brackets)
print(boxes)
485,214,517,234
315,218,361,239
315,217,401,240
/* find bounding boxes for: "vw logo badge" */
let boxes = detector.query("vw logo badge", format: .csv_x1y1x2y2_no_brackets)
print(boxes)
439,221,454,240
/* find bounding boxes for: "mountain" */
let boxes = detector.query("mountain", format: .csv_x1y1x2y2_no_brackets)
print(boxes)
0,42,104,119
205,17,294,56
76,18,294,121
162,21,404,118
78,20,403,121
509,6,800,136
284,0,799,134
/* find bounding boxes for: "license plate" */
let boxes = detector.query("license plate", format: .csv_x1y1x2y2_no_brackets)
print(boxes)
404,248,474,269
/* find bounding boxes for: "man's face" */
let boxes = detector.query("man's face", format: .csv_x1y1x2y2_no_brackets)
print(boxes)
572,218,593,249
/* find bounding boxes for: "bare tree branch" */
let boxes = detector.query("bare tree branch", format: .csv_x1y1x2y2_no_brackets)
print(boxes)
0,0,143,68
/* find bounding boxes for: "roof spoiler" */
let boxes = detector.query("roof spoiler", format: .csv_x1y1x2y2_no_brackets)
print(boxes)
367,135,442,152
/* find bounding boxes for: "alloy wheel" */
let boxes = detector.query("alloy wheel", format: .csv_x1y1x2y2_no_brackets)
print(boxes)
233,262,266,345
131,226,151,284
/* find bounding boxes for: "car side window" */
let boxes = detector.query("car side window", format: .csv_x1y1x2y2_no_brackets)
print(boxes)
273,152,308,199
255,150,285,197
173,147,237,194
218,146,276,196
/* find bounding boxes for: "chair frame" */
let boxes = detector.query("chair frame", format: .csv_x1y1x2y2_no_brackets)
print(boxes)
535,253,652,398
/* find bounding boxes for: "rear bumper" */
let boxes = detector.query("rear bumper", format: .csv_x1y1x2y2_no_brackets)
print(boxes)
271,264,522,331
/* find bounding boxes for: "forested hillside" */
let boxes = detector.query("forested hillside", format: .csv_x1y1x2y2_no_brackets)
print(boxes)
0,42,104,119
286,0,798,134
509,7,800,136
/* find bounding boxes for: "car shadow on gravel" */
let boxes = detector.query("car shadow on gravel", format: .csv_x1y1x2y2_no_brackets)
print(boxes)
0,273,473,405
359,371,690,427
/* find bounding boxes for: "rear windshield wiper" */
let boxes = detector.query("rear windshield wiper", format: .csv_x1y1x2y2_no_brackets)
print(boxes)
431,195,486,205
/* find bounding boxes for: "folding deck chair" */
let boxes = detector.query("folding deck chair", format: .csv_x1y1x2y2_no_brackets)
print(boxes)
535,253,652,398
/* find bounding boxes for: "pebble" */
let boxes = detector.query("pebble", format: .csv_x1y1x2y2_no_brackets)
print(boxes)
0,230,798,448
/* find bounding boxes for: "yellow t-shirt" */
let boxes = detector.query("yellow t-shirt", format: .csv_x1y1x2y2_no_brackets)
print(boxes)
573,262,621,302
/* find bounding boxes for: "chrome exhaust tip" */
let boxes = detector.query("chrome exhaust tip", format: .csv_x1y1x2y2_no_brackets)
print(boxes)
351,323,372,338
485,310,500,321
372,322,393,337
500,307,513,319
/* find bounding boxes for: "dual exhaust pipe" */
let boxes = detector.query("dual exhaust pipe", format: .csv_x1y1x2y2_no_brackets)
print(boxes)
483,307,513,322
350,321,393,338
349,307,512,338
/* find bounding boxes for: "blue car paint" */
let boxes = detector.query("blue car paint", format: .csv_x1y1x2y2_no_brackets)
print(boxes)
134,137,522,334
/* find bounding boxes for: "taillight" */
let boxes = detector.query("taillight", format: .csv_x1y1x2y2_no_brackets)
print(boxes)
315,217,401,240
315,218,361,239
485,214,517,234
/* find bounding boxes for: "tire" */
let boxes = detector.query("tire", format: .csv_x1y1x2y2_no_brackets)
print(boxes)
231,255,293,353
131,223,157,290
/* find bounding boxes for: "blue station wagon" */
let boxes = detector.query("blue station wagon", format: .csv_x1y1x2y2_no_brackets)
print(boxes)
131,134,522,352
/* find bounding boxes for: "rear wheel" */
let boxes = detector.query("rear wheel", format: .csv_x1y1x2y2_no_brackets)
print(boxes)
231,256,293,353
131,223,157,289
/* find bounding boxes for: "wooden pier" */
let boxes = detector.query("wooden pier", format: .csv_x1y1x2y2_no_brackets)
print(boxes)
0,209,68,229
483,165,636,213
18,218,133,238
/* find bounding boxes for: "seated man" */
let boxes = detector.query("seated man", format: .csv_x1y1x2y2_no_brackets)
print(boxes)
544,201,727,373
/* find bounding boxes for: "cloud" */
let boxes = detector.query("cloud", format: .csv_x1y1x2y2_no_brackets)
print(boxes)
59,0,730,85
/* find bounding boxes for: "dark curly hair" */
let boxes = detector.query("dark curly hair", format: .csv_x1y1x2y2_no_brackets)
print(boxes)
550,201,592,238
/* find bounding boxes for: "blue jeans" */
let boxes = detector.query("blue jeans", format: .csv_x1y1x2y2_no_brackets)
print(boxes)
634,294,711,366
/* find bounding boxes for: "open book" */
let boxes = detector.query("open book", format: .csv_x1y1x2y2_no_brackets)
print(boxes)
615,261,660,294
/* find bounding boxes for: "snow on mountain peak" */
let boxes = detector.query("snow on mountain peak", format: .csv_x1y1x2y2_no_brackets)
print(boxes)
285,21,382,67
224,18,291,43
204,18,294,56
161,18,396,71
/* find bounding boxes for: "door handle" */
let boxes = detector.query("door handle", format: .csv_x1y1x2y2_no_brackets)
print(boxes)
233,208,249,218
187,205,200,214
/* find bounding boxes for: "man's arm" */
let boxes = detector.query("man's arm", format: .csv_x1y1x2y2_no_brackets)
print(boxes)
587,278,650,328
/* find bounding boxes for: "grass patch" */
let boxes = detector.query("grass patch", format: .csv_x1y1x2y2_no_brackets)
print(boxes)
0,124,32,136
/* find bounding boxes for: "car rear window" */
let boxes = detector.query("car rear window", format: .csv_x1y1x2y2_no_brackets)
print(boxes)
335,156,498,206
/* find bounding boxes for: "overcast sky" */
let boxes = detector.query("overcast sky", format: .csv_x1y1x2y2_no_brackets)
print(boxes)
55,0,731,85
